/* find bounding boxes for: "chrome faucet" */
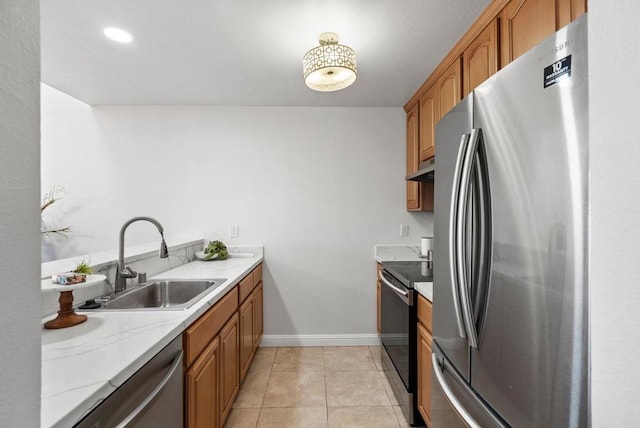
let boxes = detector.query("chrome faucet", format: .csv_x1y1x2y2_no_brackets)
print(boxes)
115,216,169,293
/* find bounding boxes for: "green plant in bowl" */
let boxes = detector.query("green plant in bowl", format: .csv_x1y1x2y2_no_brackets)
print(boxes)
204,240,228,260
73,260,94,275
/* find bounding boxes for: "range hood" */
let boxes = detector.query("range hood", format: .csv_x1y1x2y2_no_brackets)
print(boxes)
405,158,435,182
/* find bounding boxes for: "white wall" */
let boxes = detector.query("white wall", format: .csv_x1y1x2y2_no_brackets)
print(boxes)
0,0,41,426
589,1,640,425
41,88,432,337
36,2,640,423
41,85,111,261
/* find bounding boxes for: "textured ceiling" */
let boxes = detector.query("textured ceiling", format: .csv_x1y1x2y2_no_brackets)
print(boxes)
41,0,491,107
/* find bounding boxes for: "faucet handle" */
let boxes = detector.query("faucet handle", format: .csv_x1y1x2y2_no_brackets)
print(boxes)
121,265,137,279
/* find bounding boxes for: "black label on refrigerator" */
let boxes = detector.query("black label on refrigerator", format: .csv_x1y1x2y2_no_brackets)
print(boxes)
544,55,572,88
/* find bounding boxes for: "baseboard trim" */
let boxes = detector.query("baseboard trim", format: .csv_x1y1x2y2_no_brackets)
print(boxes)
259,334,381,347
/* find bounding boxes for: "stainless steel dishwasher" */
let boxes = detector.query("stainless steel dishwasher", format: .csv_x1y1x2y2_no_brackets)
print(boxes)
74,336,183,428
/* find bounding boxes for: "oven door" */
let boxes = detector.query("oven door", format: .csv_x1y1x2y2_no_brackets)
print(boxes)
379,269,414,391
380,269,422,426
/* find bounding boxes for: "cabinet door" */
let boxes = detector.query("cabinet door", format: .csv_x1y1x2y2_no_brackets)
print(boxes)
463,19,498,96
558,0,587,28
252,282,263,349
418,86,437,162
437,57,462,120
186,337,219,428
376,264,382,335
376,280,381,335
239,297,254,381
219,313,239,426
406,103,421,211
500,0,557,67
417,322,433,426
417,294,433,334
239,274,254,305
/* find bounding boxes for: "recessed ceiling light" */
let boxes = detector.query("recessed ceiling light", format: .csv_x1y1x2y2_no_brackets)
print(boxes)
103,27,133,44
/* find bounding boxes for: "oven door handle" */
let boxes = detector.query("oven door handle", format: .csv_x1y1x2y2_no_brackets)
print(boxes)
378,271,410,304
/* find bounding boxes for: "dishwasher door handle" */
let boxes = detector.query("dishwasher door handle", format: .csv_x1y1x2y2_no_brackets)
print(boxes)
116,350,183,428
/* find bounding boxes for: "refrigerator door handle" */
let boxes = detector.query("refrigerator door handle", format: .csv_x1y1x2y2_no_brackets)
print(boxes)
456,128,482,348
472,131,492,340
432,352,481,428
449,133,470,339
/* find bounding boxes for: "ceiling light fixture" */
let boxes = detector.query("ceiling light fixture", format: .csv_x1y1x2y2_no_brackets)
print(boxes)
303,32,357,92
103,27,133,44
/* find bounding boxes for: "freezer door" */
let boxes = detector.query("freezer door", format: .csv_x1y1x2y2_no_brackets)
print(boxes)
470,16,588,427
433,95,473,381
431,345,507,428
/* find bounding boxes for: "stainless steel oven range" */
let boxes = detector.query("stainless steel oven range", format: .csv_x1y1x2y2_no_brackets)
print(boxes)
379,261,432,427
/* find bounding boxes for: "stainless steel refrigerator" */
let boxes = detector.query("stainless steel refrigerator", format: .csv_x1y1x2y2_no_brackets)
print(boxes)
431,15,588,427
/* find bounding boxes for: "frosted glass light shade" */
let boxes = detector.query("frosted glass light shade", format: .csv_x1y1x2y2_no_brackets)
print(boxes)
303,33,357,92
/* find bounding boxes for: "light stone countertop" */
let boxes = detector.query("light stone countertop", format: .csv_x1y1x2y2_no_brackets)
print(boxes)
374,244,424,262
41,249,264,428
374,244,433,302
415,282,433,302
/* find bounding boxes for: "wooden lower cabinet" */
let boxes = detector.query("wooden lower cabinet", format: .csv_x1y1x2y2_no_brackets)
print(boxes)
219,313,239,425
417,322,433,426
417,294,433,426
240,280,264,381
252,283,263,348
186,337,219,428
239,264,265,383
239,295,254,381
184,262,264,428
376,263,382,335
376,281,381,334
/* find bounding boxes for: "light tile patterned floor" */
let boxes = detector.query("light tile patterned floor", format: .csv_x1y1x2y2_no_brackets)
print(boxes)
224,346,412,428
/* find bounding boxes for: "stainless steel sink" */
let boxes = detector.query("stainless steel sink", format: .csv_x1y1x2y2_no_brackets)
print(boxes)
86,279,226,311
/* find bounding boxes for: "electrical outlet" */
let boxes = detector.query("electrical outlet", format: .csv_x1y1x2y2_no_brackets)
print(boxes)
400,224,409,237
229,224,239,238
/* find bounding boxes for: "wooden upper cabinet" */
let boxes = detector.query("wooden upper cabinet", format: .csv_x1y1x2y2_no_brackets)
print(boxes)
437,57,462,120
558,0,587,28
418,86,437,162
463,19,499,95
502,0,587,67
403,0,588,212
500,0,557,66
406,104,421,211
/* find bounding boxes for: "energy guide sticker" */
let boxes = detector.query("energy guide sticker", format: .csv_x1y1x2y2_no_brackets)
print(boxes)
544,55,572,88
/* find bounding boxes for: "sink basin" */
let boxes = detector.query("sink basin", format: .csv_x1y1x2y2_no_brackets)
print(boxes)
87,279,226,311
